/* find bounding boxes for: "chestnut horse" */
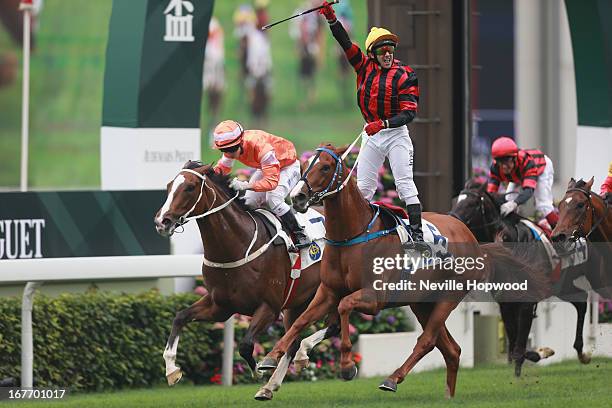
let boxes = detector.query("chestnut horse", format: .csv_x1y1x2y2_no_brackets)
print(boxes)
154,161,337,399
258,145,545,397
450,180,593,376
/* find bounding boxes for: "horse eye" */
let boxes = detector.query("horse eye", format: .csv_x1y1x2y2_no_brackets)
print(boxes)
321,164,331,172
576,202,585,209
185,184,195,192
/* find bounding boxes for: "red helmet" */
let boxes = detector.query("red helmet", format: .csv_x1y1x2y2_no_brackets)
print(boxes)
491,136,518,159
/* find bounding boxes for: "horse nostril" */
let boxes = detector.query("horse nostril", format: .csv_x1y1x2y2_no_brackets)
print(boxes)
162,217,173,227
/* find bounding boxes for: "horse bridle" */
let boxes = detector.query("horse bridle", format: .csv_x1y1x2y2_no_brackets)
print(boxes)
299,147,345,207
565,187,609,241
175,169,239,226
449,189,501,232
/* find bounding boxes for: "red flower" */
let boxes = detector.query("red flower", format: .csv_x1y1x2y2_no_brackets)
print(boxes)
210,373,222,384
352,352,362,364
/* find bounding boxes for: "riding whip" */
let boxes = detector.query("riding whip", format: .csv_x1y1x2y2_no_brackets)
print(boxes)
261,0,340,31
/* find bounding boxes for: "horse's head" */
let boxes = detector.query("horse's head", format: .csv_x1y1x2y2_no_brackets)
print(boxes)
450,180,501,241
291,143,347,213
154,161,222,237
551,177,595,243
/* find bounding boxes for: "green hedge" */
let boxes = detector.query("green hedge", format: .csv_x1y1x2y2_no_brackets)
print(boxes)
0,290,411,391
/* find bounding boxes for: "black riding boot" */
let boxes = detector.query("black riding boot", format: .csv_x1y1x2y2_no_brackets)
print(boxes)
405,204,431,255
280,210,311,250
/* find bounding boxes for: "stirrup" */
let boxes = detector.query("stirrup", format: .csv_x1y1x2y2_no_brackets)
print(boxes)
402,240,432,257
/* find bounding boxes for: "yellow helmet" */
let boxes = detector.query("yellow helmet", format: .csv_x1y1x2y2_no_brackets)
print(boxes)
365,27,399,53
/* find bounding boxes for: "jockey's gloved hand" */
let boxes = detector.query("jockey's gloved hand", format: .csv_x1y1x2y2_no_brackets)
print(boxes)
230,178,251,191
500,200,518,217
364,120,386,136
319,1,337,22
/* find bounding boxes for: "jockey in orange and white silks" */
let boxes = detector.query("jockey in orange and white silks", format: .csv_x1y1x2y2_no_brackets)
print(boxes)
487,136,558,230
212,120,311,249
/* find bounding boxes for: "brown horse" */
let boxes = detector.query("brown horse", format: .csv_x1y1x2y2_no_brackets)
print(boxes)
552,177,612,300
258,145,544,397
450,180,593,375
154,161,337,398
552,177,611,245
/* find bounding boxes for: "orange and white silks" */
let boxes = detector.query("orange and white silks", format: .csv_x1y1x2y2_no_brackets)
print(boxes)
214,130,298,192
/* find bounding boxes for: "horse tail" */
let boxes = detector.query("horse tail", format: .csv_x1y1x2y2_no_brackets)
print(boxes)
480,242,551,302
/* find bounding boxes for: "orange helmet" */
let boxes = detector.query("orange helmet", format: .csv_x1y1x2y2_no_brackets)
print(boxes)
213,120,244,149
491,136,518,159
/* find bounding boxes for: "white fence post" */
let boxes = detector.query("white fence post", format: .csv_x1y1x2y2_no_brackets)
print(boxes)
222,317,235,386
20,281,42,389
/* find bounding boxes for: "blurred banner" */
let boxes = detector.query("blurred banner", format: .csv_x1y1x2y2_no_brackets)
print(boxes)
565,0,612,187
0,190,170,259
101,0,214,190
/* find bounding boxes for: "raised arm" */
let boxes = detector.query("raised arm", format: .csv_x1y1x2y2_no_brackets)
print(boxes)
319,1,366,72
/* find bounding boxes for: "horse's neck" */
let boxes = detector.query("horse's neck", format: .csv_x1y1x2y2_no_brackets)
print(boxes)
197,193,256,260
482,198,500,241
323,177,373,241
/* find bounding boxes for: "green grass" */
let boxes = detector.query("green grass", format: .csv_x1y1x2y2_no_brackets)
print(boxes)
0,0,367,189
4,359,611,407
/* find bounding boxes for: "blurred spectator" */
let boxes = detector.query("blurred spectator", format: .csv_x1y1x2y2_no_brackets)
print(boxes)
233,4,256,82
334,0,354,107
203,17,225,146
245,21,272,128
0,0,43,90
290,0,323,110
254,0,269,30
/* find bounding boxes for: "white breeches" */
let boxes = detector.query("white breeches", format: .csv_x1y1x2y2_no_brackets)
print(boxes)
244,160,301,216
356,125,420,206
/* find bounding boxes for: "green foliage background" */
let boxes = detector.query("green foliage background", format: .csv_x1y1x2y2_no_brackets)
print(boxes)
0,290,411,391
0,0,367,189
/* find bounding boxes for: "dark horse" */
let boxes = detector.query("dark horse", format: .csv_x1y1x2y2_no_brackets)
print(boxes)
258,145,546,397
154,161,337,399
450,180,598,376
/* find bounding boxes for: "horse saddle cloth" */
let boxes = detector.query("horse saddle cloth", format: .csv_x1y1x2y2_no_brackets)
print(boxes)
255,208,326,278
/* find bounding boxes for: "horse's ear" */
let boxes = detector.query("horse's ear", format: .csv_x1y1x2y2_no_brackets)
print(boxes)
478,182,487,193
182,160,192,169
568,178,576,188
585,176,594,191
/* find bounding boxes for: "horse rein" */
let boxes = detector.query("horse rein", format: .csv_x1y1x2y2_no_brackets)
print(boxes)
565,187,609,241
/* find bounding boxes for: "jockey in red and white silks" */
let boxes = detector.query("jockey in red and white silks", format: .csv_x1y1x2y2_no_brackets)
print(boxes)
487,136,558,231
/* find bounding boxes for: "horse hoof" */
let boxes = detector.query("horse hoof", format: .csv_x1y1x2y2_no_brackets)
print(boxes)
341,365,358,381
257,357,278,371
254,387,273,401
294,358,310,372
537,347,555,359
524,351,541,362
579,352,592,364
166,368,183,386
379,378,397,392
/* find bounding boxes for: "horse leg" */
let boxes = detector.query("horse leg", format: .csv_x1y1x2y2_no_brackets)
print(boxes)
380,301,459,393
239,302,278,376
410,303,461,398
337,289,380,381
512,303,536,377
499,302,518,363
294,312,340,372
259,284,339,370
254,305,305,401
163,295,230,386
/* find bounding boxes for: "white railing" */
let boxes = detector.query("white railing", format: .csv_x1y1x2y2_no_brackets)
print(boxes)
1,255,235,389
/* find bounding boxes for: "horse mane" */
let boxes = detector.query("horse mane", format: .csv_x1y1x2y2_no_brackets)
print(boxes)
182,160,252,212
